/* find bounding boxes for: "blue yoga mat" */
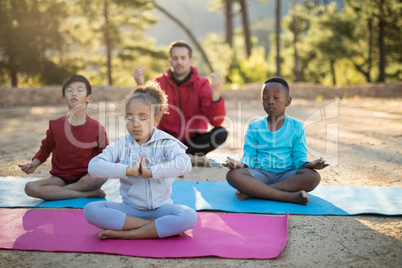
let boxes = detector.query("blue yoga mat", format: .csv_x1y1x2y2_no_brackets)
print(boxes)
171,181,402,216
0,177,121,208
1,177,401,215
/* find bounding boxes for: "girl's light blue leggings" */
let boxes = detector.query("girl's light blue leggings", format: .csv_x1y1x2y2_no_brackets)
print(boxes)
83,201,198,238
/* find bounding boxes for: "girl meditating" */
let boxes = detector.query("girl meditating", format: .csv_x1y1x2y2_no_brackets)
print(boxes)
84,81,197,239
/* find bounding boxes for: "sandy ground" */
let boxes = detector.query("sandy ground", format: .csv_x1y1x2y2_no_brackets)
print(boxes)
0,83,401,267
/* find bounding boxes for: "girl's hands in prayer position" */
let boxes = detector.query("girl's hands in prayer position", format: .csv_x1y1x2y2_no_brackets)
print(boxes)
126,154,152,178
140,155,152,179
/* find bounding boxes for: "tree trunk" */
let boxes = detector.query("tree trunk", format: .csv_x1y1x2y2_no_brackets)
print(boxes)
292,0,300,82
377,0,385,82
9,53,18,88
10,69,18,88
225,0,233,47
330,59,336,86
367,17,373,83
352,62,370,82
239,0,251,58
275,0,281,77
104,0,113,86
352,17,373,83
154,2,214,73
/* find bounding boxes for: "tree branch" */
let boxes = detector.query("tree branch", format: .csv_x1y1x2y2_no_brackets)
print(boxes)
153,1,214,73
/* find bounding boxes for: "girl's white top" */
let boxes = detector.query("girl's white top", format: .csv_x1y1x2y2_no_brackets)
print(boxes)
88,128,192,210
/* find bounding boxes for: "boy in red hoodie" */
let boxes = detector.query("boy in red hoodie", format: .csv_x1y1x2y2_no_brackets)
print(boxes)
18,75,108,200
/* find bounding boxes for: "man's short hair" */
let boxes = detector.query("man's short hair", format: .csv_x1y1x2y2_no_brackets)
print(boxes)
62,74,92,96
263,77,289,92
169,40,193,58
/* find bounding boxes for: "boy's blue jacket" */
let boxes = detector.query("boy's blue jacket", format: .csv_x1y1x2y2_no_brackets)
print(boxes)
88,128,191,210
240,115,309,173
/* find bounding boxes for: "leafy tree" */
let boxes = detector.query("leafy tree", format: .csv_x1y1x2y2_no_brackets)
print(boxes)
348,0,402,82
383,0,402,81
208,0,253,58
71,0,158,86
291,0,300,82
281,1,316,83
283,0,311,82
207,0,234,48
377,0,386,82
153,1,213,73
281,0,401,85
281,2,364,85
239,0,251,58
306,3,355,85
225,0,234,47
0,0,72,87
201,33,233,80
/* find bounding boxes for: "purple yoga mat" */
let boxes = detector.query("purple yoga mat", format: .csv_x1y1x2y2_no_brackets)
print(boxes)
0,208,288,259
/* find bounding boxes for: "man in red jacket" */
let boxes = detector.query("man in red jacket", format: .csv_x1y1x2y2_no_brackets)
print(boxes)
133,40,227,166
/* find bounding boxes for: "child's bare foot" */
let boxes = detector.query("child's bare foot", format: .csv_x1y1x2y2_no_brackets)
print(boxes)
98,229,177,240
99,229,136,240
235,190,251,200
287,190,309,205
99,217,157,240
83,189,106,198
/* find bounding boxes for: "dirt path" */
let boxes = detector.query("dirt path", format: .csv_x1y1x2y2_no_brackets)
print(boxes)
0,84,401,267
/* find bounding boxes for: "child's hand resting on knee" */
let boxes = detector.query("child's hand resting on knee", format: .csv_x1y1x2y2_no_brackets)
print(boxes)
303,157,329,170
223,157,246,169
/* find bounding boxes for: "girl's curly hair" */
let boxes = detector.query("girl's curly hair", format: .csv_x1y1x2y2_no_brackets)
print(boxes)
126,81,169,117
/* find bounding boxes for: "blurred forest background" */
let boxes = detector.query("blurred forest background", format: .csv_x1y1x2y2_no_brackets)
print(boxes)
0,0,400,89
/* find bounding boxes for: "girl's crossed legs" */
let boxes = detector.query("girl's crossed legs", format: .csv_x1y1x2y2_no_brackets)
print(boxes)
84,201,198,239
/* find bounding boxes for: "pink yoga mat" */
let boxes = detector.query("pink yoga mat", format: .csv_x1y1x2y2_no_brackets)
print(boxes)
0,208,288,259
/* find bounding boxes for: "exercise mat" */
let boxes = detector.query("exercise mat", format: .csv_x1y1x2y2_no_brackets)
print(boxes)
0,177,121,208
0,208,288,259
2,177,401,215
171,181,402,216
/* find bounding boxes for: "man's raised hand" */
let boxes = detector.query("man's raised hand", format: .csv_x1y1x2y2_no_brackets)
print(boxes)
133,65,145,86
210,71,222,101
